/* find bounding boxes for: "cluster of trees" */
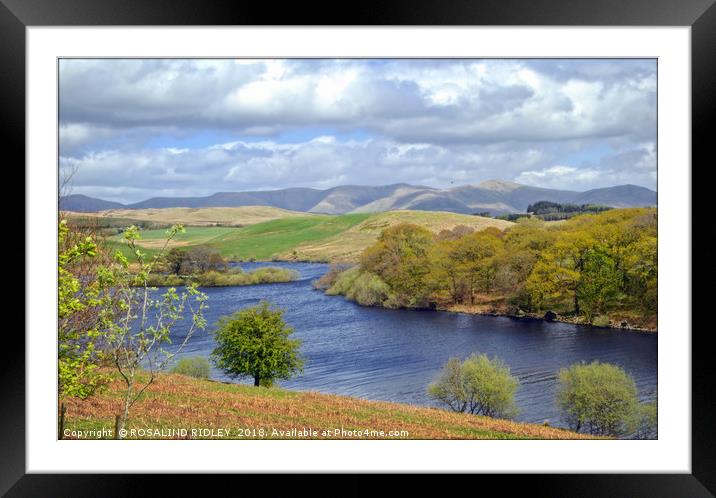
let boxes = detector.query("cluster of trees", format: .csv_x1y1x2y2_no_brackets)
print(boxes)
428,356,656,438
161,246,228,275
149,246,298,287
66,215,169,235
324,208,657,327
147,265,298,287
526,201,613,220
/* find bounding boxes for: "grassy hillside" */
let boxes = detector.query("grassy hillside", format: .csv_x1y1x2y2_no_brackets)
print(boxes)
88,206,312,227
107,210,513,262
277,210,513,262
108,226,238,259
62,372,592,440
205,213,372,260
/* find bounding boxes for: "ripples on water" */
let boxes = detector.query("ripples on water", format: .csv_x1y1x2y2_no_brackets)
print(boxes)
164,262,658,428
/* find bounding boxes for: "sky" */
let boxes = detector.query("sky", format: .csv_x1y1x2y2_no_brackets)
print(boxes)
59,58,657,204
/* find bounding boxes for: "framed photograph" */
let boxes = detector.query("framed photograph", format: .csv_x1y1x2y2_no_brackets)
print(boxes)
8,0,711,494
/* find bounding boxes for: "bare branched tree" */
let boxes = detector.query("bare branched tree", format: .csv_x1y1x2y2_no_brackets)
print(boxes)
106,225,208,436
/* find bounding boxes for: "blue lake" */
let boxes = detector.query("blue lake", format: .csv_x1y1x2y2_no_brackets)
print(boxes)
164,262,658,427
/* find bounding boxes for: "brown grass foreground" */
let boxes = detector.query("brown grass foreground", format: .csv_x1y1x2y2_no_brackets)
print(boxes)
62,372,595,440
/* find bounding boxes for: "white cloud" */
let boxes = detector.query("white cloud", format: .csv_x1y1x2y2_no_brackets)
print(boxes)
60,59,656,146
516,142,657,190
517,165,603,190
62,137,564,203
58,59,657,199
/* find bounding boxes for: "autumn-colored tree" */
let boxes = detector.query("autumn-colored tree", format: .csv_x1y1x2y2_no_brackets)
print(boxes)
503,217,557,252
361,223,435,307
439,229,504,304
526,230,594,314
576,247,622,321
325,208,657,327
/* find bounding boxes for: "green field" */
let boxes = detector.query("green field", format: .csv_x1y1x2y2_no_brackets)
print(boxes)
110,214,372,261
108,226,237,260
205,214,372,260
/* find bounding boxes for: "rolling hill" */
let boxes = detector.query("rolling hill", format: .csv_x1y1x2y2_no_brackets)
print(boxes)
61,180,657,215
59,194,125,212
114,210,513,262
77,206,314,227
569,184,658,207
275,210,514,262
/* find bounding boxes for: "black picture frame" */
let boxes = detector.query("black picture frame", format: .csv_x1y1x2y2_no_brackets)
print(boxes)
6,0,709,495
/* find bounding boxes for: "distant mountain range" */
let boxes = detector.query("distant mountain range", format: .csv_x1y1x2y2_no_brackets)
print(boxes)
60,180,657,215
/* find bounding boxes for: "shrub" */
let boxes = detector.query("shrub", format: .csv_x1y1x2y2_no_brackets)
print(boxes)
312,263,353,290
170,356,211,379
345,272,392,306
200,270,223,286
630,400,657,439
592,315,611,327
144,273,185,287
325,267,395,307
427,354,518,418
326,266,361,296
250,267,299,284
556,361,639,436
141,267,297,287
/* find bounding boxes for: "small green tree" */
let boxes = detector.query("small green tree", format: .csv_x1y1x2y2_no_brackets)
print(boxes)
556,361,639,436
211,301,303,387
427,354,518,418
58,219,114,399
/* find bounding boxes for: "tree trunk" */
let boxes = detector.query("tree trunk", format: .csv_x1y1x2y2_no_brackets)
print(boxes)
58,402,66,439
114,415,121,439
254,374,260,387
117,388,132,438
574,292,580,315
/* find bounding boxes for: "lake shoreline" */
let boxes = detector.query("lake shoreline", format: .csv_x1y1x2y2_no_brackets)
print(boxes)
325,296,658,334
440,306,657,334
236,259,658,334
